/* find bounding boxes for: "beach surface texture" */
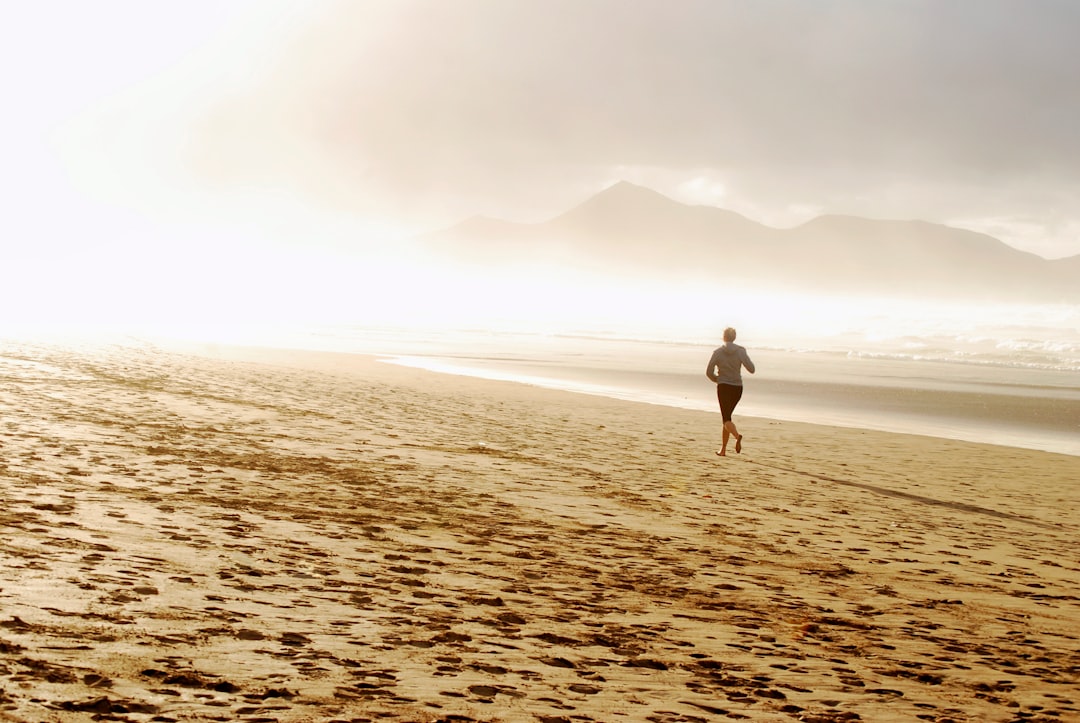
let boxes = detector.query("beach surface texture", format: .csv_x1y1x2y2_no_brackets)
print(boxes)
1,340,1077,723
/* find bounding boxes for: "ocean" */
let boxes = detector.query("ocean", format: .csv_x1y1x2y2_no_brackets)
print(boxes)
11,297,1076,457
244,302,1079,457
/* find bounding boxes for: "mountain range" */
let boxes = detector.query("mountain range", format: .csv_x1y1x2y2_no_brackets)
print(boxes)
419,181,1079,303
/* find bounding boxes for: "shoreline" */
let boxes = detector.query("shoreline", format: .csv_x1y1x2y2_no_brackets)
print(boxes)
1,338,1078,722
16,326,1075,455
383,353,1080,457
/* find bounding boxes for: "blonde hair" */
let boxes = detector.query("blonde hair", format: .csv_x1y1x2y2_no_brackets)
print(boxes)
723,327,737,342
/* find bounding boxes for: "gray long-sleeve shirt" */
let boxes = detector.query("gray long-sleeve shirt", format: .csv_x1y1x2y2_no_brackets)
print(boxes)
706,343,755,386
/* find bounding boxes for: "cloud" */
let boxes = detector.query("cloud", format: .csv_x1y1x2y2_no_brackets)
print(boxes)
60,0,1080,257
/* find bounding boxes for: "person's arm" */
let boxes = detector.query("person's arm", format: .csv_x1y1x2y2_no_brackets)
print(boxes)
742,349,755,374
705,351,719,383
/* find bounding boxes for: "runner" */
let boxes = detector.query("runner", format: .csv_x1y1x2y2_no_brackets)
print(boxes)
705,327,755,456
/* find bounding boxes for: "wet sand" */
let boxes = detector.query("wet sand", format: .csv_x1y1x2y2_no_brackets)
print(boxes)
384,352,1080,457
1,339,1078,722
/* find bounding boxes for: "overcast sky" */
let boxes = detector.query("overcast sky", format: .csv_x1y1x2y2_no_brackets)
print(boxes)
7,0,1080,262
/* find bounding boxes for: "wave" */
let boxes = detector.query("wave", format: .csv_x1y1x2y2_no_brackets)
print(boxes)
509,329,1080,374
218,296,1080,376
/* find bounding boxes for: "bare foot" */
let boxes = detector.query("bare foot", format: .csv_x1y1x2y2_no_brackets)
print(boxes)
716,449,726,457
735,435,743,454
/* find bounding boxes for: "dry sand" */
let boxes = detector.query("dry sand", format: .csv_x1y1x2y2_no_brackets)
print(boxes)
0,339,1077,723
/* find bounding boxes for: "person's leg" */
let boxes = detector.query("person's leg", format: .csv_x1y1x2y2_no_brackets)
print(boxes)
724,420,742,453
722,385,744,453
716,384,738,456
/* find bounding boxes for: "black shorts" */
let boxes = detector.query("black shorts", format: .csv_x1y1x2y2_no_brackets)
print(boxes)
716,383,743,422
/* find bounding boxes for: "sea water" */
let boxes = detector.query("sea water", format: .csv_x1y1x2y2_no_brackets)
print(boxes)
253,302,1080,457
79,295,1073,457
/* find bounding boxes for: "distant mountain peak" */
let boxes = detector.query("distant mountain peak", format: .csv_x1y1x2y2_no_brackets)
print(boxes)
584,180,686,208
559,180,752,222
600,179,670,196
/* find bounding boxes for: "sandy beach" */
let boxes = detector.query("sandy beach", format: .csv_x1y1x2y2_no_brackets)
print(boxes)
1,338,1077,723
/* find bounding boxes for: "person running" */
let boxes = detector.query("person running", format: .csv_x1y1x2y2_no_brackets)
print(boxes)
706,327,755,456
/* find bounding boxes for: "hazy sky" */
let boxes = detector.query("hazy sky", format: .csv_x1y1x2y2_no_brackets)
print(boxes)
35,0,1080,253
2,0,1078,332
